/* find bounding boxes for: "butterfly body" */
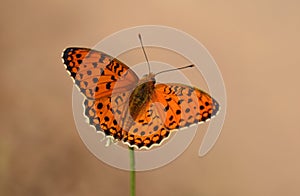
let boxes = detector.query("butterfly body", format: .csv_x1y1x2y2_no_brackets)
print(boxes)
62,47,219,149
129,73,156,120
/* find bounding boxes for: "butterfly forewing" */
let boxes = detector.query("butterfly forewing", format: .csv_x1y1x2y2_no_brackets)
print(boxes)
154,83,219,129
62,47,139,99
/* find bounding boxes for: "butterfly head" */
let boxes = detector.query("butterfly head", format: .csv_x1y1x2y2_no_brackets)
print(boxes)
139,72,156,85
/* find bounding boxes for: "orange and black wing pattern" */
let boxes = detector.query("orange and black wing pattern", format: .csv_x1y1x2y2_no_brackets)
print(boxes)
62,47,139,99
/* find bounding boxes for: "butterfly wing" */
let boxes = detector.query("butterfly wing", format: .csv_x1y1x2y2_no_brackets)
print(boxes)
153,83,219,128
62,47,139,99
83,92,133,140
123,99,170,148
123,83,219,149
62,47,139,140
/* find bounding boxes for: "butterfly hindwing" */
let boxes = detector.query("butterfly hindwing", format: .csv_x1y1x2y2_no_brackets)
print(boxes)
84,94,131,141
124,100,170,148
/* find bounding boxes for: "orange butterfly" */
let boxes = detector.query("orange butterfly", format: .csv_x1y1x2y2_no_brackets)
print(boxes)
62,42,219,149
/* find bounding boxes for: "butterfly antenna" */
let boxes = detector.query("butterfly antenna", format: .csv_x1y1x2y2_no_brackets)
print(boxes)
138,34,151,74
155,64,195,76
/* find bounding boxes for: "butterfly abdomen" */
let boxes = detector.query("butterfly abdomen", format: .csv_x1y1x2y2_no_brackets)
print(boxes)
129,80,155,120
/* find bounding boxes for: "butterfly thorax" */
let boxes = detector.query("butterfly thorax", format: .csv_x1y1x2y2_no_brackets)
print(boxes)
129,73,156,120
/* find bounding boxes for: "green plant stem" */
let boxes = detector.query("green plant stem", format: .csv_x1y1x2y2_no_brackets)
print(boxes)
129,147,135,196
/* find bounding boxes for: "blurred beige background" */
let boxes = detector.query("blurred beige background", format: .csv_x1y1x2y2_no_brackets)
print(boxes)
1,0,300,195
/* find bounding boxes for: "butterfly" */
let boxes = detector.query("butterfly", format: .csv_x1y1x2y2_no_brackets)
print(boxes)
62,46,219,149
